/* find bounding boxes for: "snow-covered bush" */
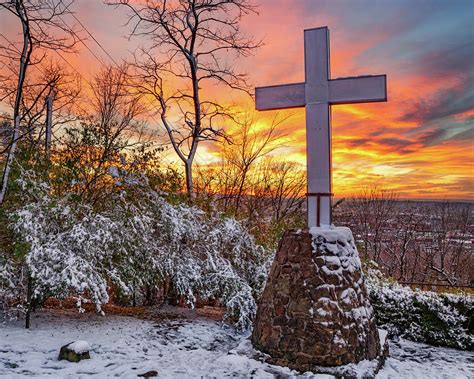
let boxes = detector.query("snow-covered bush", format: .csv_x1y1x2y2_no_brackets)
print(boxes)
0,254,14,290
105,187,271,330
7,169,270,330
0,246,28,322
366,266,473,350
0,254,16,319
11,171,131,314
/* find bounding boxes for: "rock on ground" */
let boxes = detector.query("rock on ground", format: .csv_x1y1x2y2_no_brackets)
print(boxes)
58,340,91,363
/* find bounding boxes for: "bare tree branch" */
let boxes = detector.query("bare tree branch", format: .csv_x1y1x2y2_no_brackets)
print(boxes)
106,0,262,195
0,0,80,205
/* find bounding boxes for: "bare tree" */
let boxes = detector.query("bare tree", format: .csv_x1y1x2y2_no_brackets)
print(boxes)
234,158,304,242
194,116,305,246
58,64,149,205
389,211,420,281
195,114,288,212
335,191,473,288
345,187,397,261
221,114,287,213
0,115,12,151
261,160,305,225
425,202,472,286
0,59,82,151
0,0,79,205
91,64,146,141
107,0,261,195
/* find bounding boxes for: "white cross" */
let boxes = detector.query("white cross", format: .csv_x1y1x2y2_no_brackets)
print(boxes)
256,27,387,227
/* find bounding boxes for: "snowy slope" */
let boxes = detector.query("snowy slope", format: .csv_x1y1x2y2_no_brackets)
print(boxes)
0,309,472,378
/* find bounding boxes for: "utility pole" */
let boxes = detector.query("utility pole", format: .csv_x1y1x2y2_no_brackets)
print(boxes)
45,94,53,154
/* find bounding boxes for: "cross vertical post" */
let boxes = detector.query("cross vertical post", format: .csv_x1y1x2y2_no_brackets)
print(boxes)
304,28,332,227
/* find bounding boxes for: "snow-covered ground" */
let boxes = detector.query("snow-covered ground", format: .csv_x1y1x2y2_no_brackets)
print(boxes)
0,308,472,378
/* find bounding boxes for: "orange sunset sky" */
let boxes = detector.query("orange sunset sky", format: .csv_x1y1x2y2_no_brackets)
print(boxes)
1,0,473,200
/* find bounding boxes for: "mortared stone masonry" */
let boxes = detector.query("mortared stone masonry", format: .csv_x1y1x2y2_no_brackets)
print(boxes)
252,227,380,372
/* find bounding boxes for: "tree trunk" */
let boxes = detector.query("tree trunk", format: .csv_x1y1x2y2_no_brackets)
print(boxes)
0,116,20,204
0,2,32,205
235,167,249,214
184,160,193,196
25,274,33,329
132,281,136,307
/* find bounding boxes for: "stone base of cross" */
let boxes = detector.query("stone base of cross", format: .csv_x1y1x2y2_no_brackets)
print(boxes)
255,27,387,227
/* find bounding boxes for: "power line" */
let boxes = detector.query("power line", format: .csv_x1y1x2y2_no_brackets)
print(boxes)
58,14,108,69
2,11,179,168
53,13,174,168
64,4,121,68
0,33,90,116
58,8,167,130
57,9,174,165
53,50,94,90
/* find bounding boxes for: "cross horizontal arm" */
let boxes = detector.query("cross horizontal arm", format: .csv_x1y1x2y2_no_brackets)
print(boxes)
256,82,305,111
329,75,387,105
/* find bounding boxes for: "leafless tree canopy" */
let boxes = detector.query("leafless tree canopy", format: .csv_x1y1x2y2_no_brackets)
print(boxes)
0,0,80,121
54,64,152,205
334,189,473,288
91,64,147,142
1,60,81,151
193,115,305,245
107,0,262,194
0,0,80,204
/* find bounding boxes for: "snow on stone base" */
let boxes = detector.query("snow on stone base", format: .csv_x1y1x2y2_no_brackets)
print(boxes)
309,226,362,272
306,329,390,379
